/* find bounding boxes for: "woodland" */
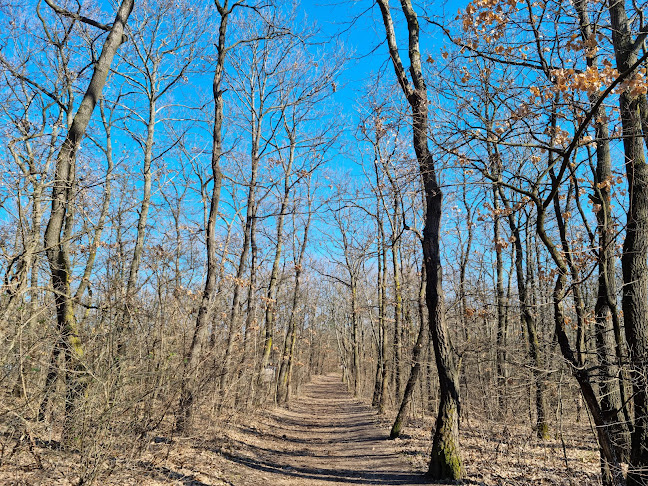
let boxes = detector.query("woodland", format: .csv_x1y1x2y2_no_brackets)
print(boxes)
1,0,648,485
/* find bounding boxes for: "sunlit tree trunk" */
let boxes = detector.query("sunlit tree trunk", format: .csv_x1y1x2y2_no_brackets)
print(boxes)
260,133,295,385
376,0,462,478
175,0,231,430
41,0,133,446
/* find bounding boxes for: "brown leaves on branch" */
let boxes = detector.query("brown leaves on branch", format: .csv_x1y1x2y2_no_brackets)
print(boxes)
458,0,518,43
549,63,645,95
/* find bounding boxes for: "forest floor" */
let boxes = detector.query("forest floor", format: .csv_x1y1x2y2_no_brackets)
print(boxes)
1,373,602,485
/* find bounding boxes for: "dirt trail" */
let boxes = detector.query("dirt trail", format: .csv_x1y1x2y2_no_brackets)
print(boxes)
222,374,427,485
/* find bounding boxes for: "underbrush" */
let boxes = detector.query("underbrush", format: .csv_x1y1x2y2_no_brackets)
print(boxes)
382,412,602,485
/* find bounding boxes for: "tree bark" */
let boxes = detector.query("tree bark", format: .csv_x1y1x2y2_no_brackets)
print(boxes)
390,266,426,438
375,0,462,478
492,179,507,413
175,0,229,430
608,2,648,482
42,0,134,447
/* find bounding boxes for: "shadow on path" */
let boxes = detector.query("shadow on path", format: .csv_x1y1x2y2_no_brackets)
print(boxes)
220,374,432,485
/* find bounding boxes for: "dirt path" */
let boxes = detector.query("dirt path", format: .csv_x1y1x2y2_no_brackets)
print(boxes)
221,374,427,485
2,373,602,485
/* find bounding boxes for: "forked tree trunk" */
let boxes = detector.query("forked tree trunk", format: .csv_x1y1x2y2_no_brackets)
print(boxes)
569,4,633,450
42,0,134,446
376,0,462,478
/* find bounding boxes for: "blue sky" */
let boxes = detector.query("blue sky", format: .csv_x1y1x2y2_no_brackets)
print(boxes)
297,0,470,98
291,0,471,179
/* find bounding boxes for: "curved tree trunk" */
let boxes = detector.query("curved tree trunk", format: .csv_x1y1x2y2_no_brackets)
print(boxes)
376,0,462,478
536,199,625,485
42,0,134,447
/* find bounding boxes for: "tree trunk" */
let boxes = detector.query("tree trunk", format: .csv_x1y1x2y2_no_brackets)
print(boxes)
117,90,156,363
220,163,257,397
260,132,296,386
492,184,507,413
240,208,258,402
372,223,385,408
175,1,228,430
537,203,625,485
392,227,403,401
608,2,648,482
276,200,312,404
42,0,134,447
390,266,426,438
350,279,360,396
375,0,462,478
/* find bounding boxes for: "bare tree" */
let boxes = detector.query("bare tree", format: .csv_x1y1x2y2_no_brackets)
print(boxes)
375,0,463,478
40,0,133,446
176,0,241,431
116,0,205,364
